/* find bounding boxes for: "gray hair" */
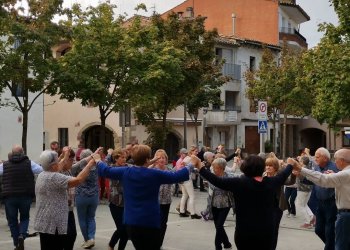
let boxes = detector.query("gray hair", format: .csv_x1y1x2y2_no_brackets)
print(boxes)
80,149,93,159
203,151,215,161
39,150,59,171
212,158,227,169
334,149,350,164
316,147,331,160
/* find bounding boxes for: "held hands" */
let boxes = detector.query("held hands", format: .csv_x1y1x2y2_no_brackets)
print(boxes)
287,157,302,172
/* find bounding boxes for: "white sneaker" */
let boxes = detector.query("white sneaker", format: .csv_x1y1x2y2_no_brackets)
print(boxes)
83,239,95,249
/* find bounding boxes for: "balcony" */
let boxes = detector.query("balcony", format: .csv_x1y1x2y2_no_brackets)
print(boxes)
222,63,241,81
205,109,241,126
279,27,308,48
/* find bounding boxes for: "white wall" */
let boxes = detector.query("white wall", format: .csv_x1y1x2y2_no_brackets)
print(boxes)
0,90,43,162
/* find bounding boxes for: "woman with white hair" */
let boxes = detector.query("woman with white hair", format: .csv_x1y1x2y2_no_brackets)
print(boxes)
34,148,95,250
210,158,233,250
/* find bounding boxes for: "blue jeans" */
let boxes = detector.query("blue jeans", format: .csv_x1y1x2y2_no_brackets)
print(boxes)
315,198,337,250
335,211,350,250
4,196,32,246
75,194,99,241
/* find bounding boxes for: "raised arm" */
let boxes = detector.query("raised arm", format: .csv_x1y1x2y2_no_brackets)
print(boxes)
300,168,349,188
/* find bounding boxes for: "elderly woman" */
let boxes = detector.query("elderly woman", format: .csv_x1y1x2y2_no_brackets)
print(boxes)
150,149,174,249
71,149,99,249
196,155,296,250
264,156,296,250
210,158,233,250
34,149,95,250
88,144,200,250
108,148,129,250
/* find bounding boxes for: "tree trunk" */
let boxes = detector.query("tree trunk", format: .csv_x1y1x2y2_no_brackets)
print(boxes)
272,109,277,153
282,113,287,160
22,90,29,154
193,111,199,146
99,109,106,151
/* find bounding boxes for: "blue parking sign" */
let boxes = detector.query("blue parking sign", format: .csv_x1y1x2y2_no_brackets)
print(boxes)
258,120,268,133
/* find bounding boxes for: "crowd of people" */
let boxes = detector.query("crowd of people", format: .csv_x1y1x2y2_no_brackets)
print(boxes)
0,142,350,250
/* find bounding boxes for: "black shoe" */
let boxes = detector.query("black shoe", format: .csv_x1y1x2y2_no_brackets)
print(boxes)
185,210,191,216
191,214,202,219
17,235,24,250
179,212,189,217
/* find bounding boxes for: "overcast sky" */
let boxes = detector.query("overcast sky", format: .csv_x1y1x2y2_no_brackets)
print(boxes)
63,0,339,48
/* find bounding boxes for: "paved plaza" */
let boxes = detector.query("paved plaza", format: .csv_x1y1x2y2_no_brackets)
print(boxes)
0,190,324,250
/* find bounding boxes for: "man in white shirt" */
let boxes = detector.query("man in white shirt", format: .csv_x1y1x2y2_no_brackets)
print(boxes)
295,148,350,250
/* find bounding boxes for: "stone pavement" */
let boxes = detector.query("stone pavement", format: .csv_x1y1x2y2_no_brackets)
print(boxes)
0,190,324,250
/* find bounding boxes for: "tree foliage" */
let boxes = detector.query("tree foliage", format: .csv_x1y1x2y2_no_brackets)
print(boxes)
0,0,66,152
132,13,223,148
303,0,350,127
245,43,312,155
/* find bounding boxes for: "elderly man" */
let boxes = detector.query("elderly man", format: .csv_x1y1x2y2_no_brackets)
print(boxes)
0,145,43,250
301,147,338,250
295,148,350,250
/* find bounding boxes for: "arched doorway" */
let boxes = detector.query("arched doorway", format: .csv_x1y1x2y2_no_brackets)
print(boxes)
300,128,326,155
83,125,114,152
165,132,180,163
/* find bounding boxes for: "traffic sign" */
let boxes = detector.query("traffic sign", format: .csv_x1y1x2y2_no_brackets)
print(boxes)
258,101,267,120
258,120,268,133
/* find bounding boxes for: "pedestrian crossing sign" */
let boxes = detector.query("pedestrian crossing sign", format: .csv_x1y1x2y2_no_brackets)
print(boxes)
258,120,268,133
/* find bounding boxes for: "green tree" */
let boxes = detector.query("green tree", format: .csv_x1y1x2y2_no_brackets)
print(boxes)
245,47,281,153
246,44,311,157
54,2,139,147
132,13,222,149
303,0,350,128
0,0,67,153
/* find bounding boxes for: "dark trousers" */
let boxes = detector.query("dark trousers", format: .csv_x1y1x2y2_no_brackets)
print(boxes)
271,207,283,250
159,204,171,248
315,198,337,250
109,203,128,250
127,225,160,250
63,211,77,250
39,230,67,250
212,207,231,250
4,196,32,247
308,186,318,214
284,187,297,215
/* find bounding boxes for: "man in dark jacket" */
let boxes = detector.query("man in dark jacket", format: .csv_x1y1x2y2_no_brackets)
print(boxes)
0,145,42,250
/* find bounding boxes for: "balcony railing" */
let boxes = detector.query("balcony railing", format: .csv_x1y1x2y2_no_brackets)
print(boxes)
205,109,241,125
279,27,307,42
222,63,241,80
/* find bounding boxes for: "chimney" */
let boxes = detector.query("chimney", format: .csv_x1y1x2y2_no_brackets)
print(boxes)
232,13,236,36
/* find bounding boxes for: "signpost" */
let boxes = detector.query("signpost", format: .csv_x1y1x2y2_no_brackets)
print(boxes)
258,101,268,153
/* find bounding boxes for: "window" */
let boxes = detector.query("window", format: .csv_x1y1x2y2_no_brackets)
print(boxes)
58,128,69,147
342,131,350,147
11,82,24,97
212,92,221,111
249,56,256,71
225,91,236,110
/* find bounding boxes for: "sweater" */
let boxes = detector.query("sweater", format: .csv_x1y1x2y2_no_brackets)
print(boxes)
97,161,189,228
